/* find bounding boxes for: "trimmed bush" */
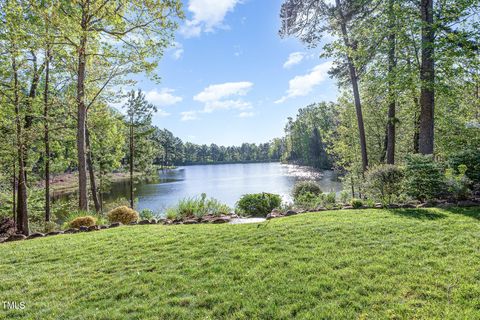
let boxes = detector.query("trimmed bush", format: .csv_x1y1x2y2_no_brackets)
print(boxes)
236,193,282,217
351,199,363,209
292,181,322,201
69,216,96,229
107,206,139,225
365,164,404,204
403,154,445,201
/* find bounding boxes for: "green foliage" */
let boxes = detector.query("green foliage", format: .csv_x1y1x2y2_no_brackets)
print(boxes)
365,164,404,204
139,209,155,220
448,149,480,184
445,167,472,201
107,206,139,225
350,199,363,209
292,180,322,201
339,190,350,204
325,192,336,204
403,155,445,201
69,216,97,229
165,193,231,220
236,193,282,217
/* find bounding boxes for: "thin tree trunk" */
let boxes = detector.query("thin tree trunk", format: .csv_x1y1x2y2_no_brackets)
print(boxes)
12,160,16,222
336,0,369,172
418,0,435,154
12,56,29,235
386,0,396,164
76,29,89,211
129,121,135,209
44,47,51,222
86,126,101,212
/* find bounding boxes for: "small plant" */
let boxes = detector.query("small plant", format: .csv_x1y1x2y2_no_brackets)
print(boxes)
292,181,322,201
445,165,472,200
236,193,282,217
165,194,231,220
325,192,336,204
339,190,350,204
350,198,363,209
107,206,139,225
403,154,445,201
139,209,155,220
448,149,480,184
69,216,97,229
365,164,404,204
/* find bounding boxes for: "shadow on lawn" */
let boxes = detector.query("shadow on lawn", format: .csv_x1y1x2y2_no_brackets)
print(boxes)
442,206,480,220
388,208,447,220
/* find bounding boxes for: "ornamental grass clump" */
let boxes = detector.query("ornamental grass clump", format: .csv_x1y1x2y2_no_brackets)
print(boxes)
69,216,97,229
107,206,139,225
165,193,231,220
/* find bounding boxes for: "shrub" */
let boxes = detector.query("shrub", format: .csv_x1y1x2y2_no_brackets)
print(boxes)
139,209,155,220
365,164,404,204
0,217,16,237
350,199,363,209
107,206,139,225
448,149,480,184
69,216,96,229
403,154,445,201
325,192,336,204
236,193,282,217
339,190,350,204
165,194,231,220
445,166,472,200
294,192,321,209
292,181,322,201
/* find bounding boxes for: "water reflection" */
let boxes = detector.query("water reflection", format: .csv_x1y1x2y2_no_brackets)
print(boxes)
103,163,342,213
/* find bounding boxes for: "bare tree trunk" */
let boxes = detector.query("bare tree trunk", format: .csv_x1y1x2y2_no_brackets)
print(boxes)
386,0,396,164
76,29,88,211
336,0,369,172
12,160,16,222
44,47,51,222
129,121,135,209
12,56,29,235
419,0,435,154
86,126,101,212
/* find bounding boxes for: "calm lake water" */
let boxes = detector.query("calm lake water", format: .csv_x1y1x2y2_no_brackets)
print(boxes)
104,162,342,213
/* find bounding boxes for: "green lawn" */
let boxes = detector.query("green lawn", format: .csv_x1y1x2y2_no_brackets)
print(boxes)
1,208,480,319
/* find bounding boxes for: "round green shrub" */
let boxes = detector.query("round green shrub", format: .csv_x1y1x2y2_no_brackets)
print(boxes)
292,181,322,200
403,154,445,201
107,206,139,225
236,193,282,217
365,164,404,204
69,216,96,229
350,199,363,209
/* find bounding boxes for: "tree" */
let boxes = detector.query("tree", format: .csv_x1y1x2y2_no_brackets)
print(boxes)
124,90,156,209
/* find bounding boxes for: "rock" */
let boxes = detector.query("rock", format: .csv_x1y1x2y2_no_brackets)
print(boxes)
210,217,231,224
79,226,89,232
46,231,64,236
438,202,455,209
149,219,158,224
416,203,428,208
271,208,282,214
138,219,150,225
109,222,122,228
374,203,383,209
285,210,298,216
99,225,108,229
163,220,173,225
64,228,79,234
400,203,416,208
27,232,45,240
129,221,138,225
387,204,400,209
342,205,354,210
457,200,478,207
5,234,27,242
184,219,198,224
315,207,327,211
266,212,283,220
87,225,99,232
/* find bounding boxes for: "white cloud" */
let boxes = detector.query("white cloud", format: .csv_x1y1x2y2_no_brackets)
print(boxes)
283,52,305,69
180,0,242,37
173,48,184,60
238,111,254,118
275,61,333,103
181,111,198,121
145,88,182,107
156,109,171,117
194,81,253,113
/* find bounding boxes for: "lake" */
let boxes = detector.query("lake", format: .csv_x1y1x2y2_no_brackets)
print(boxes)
103,162,342,213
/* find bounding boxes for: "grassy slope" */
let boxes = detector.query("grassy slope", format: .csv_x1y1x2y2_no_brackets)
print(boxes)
1,208,479,320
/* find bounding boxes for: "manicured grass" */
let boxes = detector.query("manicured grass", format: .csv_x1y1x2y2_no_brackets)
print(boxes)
1,207,479,319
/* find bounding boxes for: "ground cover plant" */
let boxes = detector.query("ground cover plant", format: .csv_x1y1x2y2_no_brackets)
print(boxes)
1,207,479,319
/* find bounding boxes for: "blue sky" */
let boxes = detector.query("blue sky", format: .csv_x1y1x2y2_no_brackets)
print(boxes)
133,0,338,146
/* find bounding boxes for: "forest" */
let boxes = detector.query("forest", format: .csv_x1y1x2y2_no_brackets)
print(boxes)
0,0,479,237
